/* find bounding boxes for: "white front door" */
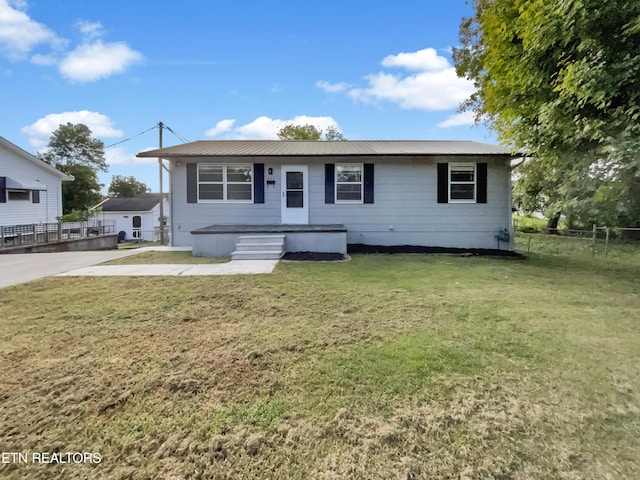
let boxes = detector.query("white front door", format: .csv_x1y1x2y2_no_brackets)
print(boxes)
281,165,309,224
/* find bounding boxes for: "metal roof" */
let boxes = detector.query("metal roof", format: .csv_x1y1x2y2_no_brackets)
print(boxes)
137,140,514,158
98,193,166,212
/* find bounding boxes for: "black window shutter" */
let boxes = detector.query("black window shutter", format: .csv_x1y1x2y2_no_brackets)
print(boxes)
32,190,40,203
477,162,487,204
437,163,448,203
186,164,197,204
253,163,265,203
0,177,6,203
325,164,335,204
363,163,374,204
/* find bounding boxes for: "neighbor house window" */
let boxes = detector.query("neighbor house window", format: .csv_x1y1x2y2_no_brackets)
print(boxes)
449,163,476,202
335,164,363,202
198,164,253,202
7,190,31,201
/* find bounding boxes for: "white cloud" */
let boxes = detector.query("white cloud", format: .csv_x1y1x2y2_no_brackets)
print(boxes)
0,0,65,59
315,80,351,93
225,115,341,140
75,20,104,40
0,2,142,82
59,40,143,82
204,119,236,137
205,115,342,140
381,48,450,71
30,53,57,66
21,110,123,150
318,47,474,112
105,146,157,166
438,111,476,128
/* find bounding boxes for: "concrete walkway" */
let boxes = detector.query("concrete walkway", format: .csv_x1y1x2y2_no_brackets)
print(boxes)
0,247,278,289
56,260,279,277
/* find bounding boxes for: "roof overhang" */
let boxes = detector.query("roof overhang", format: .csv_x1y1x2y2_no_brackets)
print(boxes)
137,140,517,159
0,136,74,181
5,177,47,190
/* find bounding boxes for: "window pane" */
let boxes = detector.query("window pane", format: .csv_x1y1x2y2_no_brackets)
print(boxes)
286,171,303,190
287,191,303,208
227,184,252,200
132,216,142,228
450,166,474,182
8,190,30,201
337,183,362,201
227,166,252,183
336,165,362,182
199,165,223,182
199,183,223,200
450,184,475,200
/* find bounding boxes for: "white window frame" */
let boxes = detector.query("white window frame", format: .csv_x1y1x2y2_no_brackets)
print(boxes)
197,164,253,203
448,163,476,203
7,189,31,201
335,163,364,204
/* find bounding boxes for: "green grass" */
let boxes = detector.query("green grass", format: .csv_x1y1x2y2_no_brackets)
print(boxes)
0,252,639,479
103,250,228,264
516,231,640,267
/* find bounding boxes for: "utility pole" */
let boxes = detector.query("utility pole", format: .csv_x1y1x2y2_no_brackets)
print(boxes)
158,121,165,245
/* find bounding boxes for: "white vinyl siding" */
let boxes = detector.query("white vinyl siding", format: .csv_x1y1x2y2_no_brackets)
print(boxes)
198,164,253,202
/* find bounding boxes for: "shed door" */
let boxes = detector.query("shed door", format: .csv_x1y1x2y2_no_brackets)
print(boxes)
132,215,142,239
281,165,309,224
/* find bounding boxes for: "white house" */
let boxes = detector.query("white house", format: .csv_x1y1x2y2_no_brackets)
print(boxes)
137,140,515,257
95,193,169,242
0,136,73,227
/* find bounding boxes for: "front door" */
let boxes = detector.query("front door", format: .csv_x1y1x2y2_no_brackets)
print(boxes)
281,165,309,224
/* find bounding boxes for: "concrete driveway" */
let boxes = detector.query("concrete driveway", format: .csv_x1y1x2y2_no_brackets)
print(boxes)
0,250,145,289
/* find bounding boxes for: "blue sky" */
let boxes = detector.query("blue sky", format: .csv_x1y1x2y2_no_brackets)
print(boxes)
1,0,494,192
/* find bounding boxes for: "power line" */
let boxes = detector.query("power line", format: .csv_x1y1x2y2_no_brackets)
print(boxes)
105,125,158,149
165,125,190,144
104,122,190,151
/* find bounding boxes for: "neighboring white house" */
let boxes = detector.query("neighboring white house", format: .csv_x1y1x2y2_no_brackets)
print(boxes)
137,140,515,256
95,193,169,242
0,136,73,227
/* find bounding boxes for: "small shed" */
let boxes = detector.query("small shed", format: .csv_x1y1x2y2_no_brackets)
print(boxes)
95,193,169,242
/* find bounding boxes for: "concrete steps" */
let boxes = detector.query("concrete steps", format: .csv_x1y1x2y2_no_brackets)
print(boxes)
231,234,285,260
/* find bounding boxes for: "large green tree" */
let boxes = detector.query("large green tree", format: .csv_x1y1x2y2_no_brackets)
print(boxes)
277,124,346,141
108,175,149,197
454,0,640,227
40,123,106,214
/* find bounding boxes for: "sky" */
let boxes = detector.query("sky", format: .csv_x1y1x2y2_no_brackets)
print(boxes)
0,0,495,193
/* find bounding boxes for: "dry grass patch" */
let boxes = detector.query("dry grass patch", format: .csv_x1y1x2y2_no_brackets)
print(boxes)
0,254,639,479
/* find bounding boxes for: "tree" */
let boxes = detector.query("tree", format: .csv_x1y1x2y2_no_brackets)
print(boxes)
277,123,347,141
61,164,103,214
453,0,640,227
108,175,149,197
323,125,347,141
40,123,107,214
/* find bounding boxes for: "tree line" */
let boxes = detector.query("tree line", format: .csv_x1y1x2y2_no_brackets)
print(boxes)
453,0,640,229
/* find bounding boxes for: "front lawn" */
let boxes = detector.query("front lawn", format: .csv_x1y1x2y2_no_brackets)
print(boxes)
0,253,638,479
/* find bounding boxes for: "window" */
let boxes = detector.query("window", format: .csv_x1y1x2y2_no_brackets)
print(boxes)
449,163,476,202
198,164,252,202
7,190,31,201
335,164,363,202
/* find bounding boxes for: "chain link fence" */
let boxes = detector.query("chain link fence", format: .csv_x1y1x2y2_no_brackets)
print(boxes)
514,224,640,262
